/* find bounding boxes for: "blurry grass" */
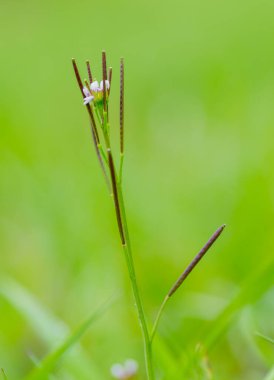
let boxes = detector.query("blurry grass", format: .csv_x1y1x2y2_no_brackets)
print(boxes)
1,369,7,380
263,368,274,380
1,0,274,378
0,278,111,379
25,299,113,380
256,333,274,346
203,258,274,350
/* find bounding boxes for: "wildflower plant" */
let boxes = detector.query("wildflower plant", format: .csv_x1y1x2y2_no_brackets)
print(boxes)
111,359,138,380
72,51,226,380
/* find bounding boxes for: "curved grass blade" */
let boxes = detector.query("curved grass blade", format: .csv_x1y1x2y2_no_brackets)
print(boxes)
0,278,112,379
201,258,274,351
0,277,68,345
1,369,8,380
256,332,274,346
263,368,274,380
24,298,113,380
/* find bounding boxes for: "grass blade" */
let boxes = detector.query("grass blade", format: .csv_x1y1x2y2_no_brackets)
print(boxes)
1,369,8,380
202,258,274,351
0,278,112,379
256,332,274,345
263,368,274,380
25,298,112,380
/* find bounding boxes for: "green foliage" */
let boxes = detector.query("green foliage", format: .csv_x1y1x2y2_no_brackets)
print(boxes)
0,279,107,379
263,368,274,380
25,299,112,380
257,333,274,346
1,0,274,378
1,369,8,380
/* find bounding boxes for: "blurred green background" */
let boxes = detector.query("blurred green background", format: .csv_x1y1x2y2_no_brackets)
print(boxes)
1,0,274,379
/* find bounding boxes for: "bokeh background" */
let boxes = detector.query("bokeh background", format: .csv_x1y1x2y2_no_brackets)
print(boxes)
1,0,274,379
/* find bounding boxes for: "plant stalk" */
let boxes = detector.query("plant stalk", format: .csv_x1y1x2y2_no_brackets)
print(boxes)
117,183,155,380
104,135,154,379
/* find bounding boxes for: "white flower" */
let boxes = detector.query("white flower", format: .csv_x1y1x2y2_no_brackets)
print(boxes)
82,86,94,105
110,359,138,379
83,95,94,105
83,86,91,97
100,80,110,91
111,364,124,379
123,360,138,376
90,80,100,92
82,80,110,106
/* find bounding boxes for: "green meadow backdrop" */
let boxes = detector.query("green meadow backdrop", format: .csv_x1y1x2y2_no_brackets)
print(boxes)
1,0,274,379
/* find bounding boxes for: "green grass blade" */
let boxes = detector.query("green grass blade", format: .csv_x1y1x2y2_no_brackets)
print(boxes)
256,332,274,346
0,277,68,345
0,278,112,379
263,368,274,380
153,335,179,377
202,258,274,351
24,298,112,380
1,369,8,380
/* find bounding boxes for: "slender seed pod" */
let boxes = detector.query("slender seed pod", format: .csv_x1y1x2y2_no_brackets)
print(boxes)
86,60,93,84
72,58,84,95
72,58,110,190
108,150,125,245
168,224,226,298
102,51,107,112
120,58,124,155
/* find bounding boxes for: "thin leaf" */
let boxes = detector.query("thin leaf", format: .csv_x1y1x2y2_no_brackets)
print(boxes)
25,298,112,380
202,258,274,351
0,278,110,379
1,369,8,380
263,368,274,380
256,332,274,345
0,277,68,345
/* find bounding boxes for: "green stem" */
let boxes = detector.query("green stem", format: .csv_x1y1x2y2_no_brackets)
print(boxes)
97,143,108,167
117,182,155,380
104,130,154,379
150,295,169,343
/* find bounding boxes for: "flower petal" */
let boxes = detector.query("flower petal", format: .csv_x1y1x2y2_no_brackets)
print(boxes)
83,86,90,97
124,359,138,376
100,80,110,90
90,80,100,92
110,364,125,379
83,95,94,105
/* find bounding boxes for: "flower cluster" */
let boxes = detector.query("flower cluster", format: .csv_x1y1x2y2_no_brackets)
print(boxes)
110,359,138,379
83,80,110,105
72,52,124,196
